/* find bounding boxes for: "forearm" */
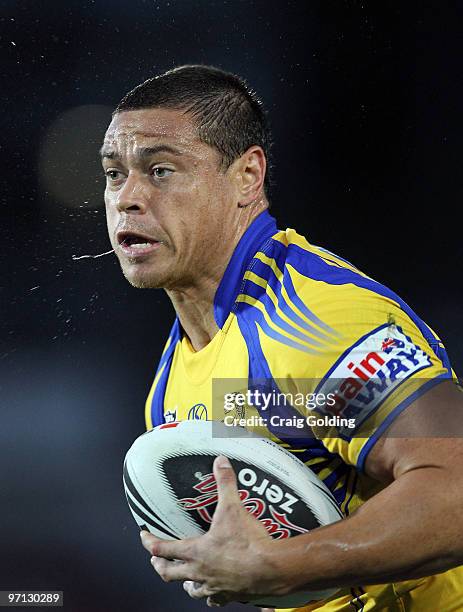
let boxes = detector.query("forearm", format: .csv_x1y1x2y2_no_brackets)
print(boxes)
266,467,463,594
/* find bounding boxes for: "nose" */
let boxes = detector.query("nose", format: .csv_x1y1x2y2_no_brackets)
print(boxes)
115,173,149,214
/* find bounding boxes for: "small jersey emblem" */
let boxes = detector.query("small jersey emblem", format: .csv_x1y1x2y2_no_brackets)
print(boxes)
164,408,178,423
188,403,208,420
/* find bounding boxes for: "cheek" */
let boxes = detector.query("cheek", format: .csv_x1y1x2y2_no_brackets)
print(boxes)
104,189,115,216
104,197,118,237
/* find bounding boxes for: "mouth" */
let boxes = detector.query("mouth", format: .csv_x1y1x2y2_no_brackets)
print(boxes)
116,230,163,258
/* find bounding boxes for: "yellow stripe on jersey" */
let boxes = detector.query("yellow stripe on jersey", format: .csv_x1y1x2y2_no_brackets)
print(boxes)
244,269,339,347
236,294,322,354
252,251,341,340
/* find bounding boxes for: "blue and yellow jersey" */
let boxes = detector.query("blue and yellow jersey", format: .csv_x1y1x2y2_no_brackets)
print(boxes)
145,210,462,611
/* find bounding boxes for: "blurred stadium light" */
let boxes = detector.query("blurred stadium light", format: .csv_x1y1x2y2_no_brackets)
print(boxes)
39,104,112,210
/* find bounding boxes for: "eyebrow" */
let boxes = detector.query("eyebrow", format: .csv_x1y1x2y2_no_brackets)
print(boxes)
99,144,183,160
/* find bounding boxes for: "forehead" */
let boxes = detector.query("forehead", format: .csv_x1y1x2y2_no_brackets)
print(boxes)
103,107,200,152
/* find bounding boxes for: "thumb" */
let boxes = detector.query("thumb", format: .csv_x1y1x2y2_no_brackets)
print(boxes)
213,455,240,510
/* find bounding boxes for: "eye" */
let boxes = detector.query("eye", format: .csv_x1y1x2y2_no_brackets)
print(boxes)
152,167,173,179
105,169,122,181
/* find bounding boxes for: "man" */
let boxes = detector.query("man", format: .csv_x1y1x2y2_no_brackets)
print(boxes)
102,65,463,610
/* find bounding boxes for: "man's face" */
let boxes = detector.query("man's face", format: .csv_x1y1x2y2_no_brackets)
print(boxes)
102,107,236,289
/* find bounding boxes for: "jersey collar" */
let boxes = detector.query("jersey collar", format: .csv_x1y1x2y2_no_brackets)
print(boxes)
213,209,278,328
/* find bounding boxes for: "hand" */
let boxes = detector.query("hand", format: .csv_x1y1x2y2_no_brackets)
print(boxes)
140,455,284,607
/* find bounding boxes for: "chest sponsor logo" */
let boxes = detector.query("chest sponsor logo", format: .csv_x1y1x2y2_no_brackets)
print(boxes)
315,325,433,435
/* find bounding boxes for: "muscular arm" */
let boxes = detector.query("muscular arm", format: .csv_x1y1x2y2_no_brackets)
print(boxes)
141,379,463,604
268,380,463,594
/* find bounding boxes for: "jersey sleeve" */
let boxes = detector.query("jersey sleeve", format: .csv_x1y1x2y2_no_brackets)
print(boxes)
298,285,455,471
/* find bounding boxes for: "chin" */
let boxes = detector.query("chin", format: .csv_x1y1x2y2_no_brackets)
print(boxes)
123,271,163,289
121,264,169,289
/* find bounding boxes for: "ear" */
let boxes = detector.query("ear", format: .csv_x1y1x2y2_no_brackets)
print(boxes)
231,146,267,207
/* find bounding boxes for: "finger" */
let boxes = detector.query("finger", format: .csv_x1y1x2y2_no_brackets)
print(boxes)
140,530,192,561
183,580,197,591
213,456,240,511
150,556,192,582
207,593,230,607
183,579,215,600
207,596,224,607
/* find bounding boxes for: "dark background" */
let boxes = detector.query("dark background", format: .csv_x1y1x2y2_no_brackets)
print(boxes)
1,1,462,610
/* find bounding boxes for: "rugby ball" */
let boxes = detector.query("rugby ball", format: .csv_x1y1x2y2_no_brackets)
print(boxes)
123,420,343,608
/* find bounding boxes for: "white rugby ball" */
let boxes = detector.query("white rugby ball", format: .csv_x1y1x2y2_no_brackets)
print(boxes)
123,420,343,608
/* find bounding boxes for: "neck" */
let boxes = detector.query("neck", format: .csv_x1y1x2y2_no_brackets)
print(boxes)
167,280,220,351
166,202,268,351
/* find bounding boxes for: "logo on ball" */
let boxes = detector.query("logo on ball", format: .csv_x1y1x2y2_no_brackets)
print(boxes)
177,468,309,539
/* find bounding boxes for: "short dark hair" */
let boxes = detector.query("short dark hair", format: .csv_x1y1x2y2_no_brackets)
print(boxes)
115,65,272,194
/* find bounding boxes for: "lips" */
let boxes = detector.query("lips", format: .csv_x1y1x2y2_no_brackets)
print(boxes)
116,230,163,257
117,230,158,246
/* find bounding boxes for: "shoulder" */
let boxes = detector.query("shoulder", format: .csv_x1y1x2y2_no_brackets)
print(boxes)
254,227,439,335
241,226,409,335
236,227,447,378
